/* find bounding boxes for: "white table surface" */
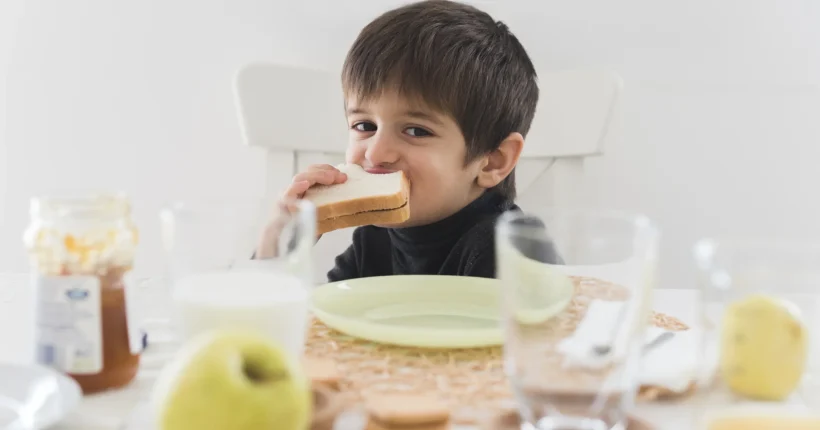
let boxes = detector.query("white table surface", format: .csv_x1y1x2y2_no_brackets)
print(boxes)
0,273,813,430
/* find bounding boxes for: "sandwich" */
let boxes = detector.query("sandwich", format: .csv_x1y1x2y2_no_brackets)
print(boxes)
303,163,410,235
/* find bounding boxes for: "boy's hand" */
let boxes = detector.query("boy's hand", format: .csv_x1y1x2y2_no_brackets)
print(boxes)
283,164,348,200
255,164,347,259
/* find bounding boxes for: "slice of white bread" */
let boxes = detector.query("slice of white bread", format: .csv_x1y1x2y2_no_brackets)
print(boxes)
303,163,410,234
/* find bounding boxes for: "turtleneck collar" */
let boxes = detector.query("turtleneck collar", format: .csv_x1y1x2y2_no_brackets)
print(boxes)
388,190,514,249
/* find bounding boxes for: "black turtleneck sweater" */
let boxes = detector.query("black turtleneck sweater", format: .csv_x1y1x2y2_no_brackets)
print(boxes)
327,190,519,282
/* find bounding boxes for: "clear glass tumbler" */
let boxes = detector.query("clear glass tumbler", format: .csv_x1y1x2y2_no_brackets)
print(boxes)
693,239,820,423
159,198,316,358
496,209,660,430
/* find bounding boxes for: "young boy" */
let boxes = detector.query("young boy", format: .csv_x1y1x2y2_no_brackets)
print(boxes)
257,0,550,281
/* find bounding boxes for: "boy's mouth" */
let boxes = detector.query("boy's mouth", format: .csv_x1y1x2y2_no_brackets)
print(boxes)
364,167,397,174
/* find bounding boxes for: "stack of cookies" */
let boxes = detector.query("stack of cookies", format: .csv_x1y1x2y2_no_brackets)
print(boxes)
306,358,454,429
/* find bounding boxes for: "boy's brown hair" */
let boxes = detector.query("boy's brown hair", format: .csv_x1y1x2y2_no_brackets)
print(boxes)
341,0,539,200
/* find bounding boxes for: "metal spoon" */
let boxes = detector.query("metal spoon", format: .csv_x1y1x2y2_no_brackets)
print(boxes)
643,331,675,352
594,329,675,357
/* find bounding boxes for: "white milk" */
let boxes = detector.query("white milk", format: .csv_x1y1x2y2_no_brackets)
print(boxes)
171,270,309,357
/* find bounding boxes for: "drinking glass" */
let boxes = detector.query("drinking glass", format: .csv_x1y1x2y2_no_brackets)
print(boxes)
159,198,315,358
496,209,660,430
693,239,820,423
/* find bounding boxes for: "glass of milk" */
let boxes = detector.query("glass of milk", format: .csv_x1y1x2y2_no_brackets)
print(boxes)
159,198,315,358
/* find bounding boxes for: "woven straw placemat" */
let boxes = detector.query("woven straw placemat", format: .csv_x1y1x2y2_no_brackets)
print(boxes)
305,276,690,424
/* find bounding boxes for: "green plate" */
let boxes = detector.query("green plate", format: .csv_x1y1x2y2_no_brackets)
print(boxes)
310,275,504,348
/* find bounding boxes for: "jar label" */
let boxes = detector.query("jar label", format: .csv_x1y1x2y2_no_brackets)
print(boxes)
34,275,102,374
122,272,143,355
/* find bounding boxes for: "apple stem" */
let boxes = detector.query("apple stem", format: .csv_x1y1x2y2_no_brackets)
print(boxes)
242,362,287,384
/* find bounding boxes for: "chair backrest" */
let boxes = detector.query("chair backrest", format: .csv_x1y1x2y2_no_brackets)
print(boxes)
233,62,623,283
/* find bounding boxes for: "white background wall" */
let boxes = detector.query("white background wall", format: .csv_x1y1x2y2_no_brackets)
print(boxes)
2,0,820,289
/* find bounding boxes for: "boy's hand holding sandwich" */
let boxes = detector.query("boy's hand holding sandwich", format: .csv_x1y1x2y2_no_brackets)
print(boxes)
303,163,410,235
255,163,410,258
255,164,345,258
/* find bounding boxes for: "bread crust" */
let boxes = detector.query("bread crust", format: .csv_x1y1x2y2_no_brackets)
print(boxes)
314,172,410,221
317,204,410,235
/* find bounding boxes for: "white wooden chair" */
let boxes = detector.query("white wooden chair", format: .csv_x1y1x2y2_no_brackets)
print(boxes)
233,62,623,284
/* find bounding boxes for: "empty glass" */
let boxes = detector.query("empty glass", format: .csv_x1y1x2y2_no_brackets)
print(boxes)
496,209,659,430
693,239,820,423
159,198,315,357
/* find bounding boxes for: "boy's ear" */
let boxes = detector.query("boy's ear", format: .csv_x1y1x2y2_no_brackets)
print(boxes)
476,132,524,189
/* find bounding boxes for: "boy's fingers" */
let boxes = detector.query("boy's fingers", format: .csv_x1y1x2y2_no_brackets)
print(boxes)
283,180,311,200
292,169,340,186
307,164,339,172
304,164,349,182
310,165,347,183
262,164,345,259
284,166,348,201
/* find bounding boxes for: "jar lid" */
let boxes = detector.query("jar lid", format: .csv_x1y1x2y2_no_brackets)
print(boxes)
30,193,131,222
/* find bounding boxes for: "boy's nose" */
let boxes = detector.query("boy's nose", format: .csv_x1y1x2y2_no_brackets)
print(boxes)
364,133,400,166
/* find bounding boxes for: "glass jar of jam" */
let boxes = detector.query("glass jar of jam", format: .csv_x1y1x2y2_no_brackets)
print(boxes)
24,193,142,394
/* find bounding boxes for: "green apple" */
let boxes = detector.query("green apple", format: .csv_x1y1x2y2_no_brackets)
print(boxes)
151,330,312,430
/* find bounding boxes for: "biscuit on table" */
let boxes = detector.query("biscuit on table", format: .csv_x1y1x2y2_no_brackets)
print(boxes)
638,380,699,402
365,419,451,430
303,357,341,390
364,394,451,429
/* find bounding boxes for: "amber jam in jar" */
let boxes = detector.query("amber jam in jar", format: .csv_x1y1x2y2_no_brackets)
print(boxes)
24,194,142,394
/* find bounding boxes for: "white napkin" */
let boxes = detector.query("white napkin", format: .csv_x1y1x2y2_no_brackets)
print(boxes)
557,300,646,369
640,329,700,392
557,299,712,393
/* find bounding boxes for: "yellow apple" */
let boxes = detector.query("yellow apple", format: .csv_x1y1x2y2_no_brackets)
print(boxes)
720,294,808,401
151,330,312,430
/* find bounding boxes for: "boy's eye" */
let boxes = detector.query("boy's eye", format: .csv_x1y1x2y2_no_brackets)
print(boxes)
352,122,377,132
404,127,432,137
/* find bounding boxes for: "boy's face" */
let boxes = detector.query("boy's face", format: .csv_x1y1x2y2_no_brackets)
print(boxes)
345,89,486,227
